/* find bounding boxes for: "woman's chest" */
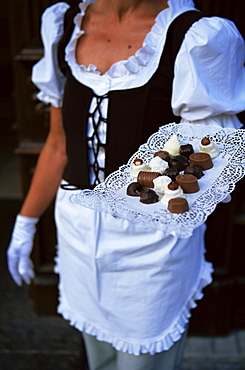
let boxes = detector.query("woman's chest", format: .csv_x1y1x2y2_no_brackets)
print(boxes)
75,15,156,74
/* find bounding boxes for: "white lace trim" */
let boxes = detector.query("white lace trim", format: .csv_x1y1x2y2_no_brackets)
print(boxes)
65,0,196,78
55,259,213,355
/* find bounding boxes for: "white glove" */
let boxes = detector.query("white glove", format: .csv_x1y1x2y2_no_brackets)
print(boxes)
7,214,39,286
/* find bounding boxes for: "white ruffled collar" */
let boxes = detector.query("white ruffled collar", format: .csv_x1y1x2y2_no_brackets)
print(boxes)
65,0,196,78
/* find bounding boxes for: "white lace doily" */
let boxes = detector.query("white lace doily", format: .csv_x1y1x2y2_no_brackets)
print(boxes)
70,123,245,238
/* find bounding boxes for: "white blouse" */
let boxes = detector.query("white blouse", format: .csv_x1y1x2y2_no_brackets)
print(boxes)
32,0,245,124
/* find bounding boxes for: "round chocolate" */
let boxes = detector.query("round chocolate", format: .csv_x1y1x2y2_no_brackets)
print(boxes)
189,152,213,170
176,174,199,194
179,144,194,159
137,171,160,188
184,164,204,179
153,150,170,163
126,182,144,196
164,167,179,181
169,155,189,171
140,188,159,204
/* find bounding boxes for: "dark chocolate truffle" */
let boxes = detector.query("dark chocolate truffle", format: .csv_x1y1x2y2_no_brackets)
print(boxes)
126,182,144,196
180,144,194,159
184,164,204,179
164,167,179,181
169,155,189,171
140,188,159,204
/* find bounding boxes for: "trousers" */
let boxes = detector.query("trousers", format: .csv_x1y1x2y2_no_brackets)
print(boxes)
82,327,188,370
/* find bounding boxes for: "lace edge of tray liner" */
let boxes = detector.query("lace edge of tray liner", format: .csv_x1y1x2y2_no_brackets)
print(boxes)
70,123,245,238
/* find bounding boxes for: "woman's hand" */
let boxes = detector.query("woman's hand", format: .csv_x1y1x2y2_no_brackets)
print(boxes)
7,215,39,286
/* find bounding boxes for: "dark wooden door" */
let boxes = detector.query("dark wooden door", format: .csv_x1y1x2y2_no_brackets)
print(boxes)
188,0,245,335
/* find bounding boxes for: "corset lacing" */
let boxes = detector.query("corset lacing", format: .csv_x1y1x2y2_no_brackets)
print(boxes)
87,93,108,187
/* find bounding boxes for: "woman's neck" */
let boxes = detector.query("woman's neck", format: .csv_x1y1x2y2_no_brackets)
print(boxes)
95,0,169,22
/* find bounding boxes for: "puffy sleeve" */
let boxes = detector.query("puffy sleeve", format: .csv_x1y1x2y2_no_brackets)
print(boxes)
31,2,70,107
172,16,245,128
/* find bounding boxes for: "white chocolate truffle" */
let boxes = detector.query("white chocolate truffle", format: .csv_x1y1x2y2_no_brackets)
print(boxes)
163,134,180,156
153,176,172,194
199,139,219,159
160,184,186,205
149,156,169,174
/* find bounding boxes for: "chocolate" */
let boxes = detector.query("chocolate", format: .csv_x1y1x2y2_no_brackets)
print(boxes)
184,164,204,179
137,171,160,188
180,144,194,159
140,188,159,204
168,197,189,214
164,167,179,181
153,150,170,163
189,152,213,170
176,174,199,194
126,182,144,196
169,155,189,171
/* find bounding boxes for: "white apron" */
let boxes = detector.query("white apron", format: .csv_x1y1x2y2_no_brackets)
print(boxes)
54,184,213,355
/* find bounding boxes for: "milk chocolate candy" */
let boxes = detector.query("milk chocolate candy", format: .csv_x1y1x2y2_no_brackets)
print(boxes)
176,174,199,194
168,197,189,214
189,152,213,170
137,171,160,188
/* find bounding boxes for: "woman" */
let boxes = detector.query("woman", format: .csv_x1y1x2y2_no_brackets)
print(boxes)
7,0,245,369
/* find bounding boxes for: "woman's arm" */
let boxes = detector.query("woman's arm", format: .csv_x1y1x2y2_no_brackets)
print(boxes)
20,105,67,218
